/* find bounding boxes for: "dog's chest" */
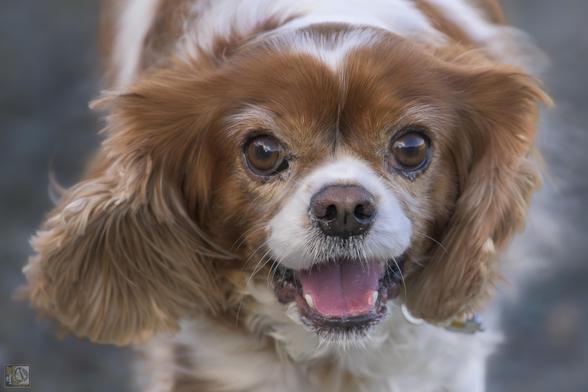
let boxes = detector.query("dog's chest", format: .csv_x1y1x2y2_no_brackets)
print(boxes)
138,311,496,392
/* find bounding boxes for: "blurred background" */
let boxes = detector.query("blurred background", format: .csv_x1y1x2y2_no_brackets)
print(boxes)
0,1,586,391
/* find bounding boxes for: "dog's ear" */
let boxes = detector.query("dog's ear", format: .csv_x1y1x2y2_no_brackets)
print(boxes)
24,67,232,345
406,66,551,321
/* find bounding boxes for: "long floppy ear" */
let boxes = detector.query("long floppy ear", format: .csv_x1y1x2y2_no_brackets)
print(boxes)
24,69,232,345
406,67,551,322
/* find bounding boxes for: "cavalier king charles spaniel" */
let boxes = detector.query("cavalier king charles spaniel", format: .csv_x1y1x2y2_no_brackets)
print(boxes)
24,0,550,390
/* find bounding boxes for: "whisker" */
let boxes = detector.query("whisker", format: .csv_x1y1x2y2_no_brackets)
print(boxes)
390,254,408,300
409,258,424,268
412,229,448,256
235,243,273,326
267,258,281,286
241,239,270,270
232,223,262,250
246,246,273,286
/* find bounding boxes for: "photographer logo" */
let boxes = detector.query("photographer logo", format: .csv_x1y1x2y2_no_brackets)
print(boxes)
4,365,31,388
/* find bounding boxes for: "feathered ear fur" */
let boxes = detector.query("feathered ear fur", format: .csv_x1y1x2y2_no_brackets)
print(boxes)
406,66,551,322
24,66,232,345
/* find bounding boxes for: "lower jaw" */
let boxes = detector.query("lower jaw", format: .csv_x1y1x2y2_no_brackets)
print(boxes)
273,256,405,336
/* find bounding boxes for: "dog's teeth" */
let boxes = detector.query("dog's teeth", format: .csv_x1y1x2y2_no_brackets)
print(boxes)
304,294,315,309
369,291,379,306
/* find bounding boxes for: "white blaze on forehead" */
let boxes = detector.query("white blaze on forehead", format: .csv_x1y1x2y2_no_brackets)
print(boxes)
264,29,382,73
267,156,412,271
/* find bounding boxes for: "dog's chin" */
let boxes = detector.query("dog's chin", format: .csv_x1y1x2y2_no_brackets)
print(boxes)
272,255,406,341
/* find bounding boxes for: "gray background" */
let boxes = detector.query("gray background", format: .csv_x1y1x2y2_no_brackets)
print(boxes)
0,1,586,391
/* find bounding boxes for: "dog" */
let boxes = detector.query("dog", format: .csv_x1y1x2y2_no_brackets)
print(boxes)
24,0,550,390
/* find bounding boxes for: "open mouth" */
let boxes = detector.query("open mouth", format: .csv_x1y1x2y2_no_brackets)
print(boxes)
273,255,406,335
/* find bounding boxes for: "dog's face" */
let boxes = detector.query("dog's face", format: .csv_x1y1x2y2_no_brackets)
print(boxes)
207,31,456,337
25,26,547,345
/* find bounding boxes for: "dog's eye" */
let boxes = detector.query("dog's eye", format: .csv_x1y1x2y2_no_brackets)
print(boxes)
390,131,431,172
244,135,288,176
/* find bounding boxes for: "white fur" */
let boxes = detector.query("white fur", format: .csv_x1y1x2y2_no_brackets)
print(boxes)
135,341,175,392
179,0,445,60
275,0,445,44
266,28,384,72
139,281,499,391
267,156,412,271
112,0,160,88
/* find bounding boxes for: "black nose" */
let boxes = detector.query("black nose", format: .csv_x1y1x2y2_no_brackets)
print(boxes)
309,185,376,238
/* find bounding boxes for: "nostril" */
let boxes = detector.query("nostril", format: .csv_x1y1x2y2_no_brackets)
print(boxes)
353,203,375,223
354,204,367,219
324,205,338,221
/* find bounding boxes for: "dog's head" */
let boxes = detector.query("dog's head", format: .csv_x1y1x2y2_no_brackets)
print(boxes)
24,26,548,345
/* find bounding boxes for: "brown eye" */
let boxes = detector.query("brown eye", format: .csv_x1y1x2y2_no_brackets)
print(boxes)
390,131,431,172
244,135,288,176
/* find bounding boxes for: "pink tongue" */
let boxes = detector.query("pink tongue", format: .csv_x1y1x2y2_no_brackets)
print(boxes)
298,261,383,317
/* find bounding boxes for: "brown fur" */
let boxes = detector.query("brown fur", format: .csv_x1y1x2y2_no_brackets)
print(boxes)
471,0,506,24
404,56,550,320
140,0,190,73
415,0,474,44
